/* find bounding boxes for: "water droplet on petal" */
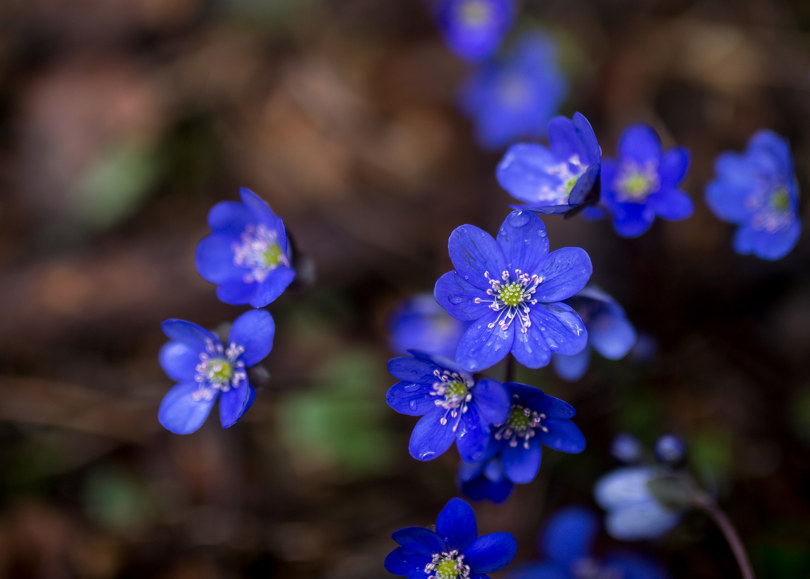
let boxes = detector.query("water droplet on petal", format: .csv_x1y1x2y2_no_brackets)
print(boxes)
408,400,418,410
403,384,420,392
449,296,464,305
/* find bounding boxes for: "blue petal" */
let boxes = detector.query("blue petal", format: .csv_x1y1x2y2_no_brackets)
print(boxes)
547,115,585,160
589,311,636,360
195,233,244,284
435,271,493,321
496,210,550,273
161,319,218,348
384,546,429,575
207,201,253,235
250,266,296,308
511,319,552,369
531,303,589,356
552,348,591,381
158,382,216,435
610,203,654,238
459,472,514,504
659,147,690,186
508,563,568,579
409,408,458,461
228,309,275,366
456,404,489,462
219,383,252,428
455,313,514,372
568,162,601,207
216,280,256,305
502,439,542,483
386,381,437,416
734,221,800,260
463,532,518,573
497,144,567,205
541,506,599,565
470,378,510,427
538,419,585,454
448,224,507,291
436,497,478,551
436,0,514,62
618,124,662,166
649,189,693,221
605,502,681,541
392,527,446,555
534,248,592,303
749,130,794,175
159,341,200,382
239,188,285,242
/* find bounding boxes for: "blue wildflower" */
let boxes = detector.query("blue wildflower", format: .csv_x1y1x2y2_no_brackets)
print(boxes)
654,434,687,467
196,188,295,308
598,124,692,237
435,0,514,62
458,454,515,504
508,506,668,579
158,309,275,434
497,112,602,215
384,497,517,578
705,130,801,260
435,210,592,372
459,32,568,150
491,382,585,484
388,293,468,360
552,286,637,382
594,465,683,541
611,433,644,464
386,351,510,461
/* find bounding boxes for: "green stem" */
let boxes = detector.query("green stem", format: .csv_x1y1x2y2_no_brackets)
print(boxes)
693,491,755,579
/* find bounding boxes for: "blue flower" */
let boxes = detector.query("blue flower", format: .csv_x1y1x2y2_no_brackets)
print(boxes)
496,112,601,215
435,0,514,62
490,382,585,484
705,130,801,260
458,454,515,504
552,286,637,381
599,124,692,237
196,188,295,308
594,466,682,541
158,309,275,434
459,32,568,150
384,497,517,578
386,351,510,461
435,210,592,372
389,293,468,360
508,506,668,579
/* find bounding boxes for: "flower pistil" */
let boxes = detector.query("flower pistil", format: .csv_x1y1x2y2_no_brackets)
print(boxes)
425,550,471,579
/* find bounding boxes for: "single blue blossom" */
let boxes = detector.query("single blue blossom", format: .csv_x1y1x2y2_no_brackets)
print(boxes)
552,286,637,381
158,309,275,434
389,293,468,360
196,188,295,308
508,506,668,579
458,454,515,504
490,382,585,484
705,130,801,260
654,434,687,467
497,112,602,215
599,124,692,237
384,497,517,578
435,210,592,372
459,32,568,150
435,0,514,62
594,465,683,541
386,351,510,461
611,433,644,464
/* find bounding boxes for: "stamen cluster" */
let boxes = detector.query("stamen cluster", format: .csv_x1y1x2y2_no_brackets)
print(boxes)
475,269,542,333
233,224,290,284
430,368,474,427
193,338,247,401
495,402,547,449
424,550,471,579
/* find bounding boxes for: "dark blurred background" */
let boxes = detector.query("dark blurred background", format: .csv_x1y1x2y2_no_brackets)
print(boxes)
0,0,809,577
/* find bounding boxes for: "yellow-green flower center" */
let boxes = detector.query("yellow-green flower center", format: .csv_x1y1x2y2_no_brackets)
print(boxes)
498,282,524,307
507,404,531,431
261,243,284,268
206,357,233,385
771,188,790,212
435,559,460,578
445,380,469,401
425,550,470,579
615,162,659,203
495,402,547,449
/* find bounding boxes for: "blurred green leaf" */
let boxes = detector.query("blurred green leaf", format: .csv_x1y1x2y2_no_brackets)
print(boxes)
647,474,695,510
81,466,152,532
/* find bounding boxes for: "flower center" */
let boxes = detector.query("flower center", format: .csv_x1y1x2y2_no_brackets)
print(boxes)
498,75,530,107
425,550,471,579
615,162,659,203
457,0,491,27
430,369,474,429
770,188,790,212
193,339,248,401
748,184,793,233
495,402,547,449
233,224,289,284
474,269,542,334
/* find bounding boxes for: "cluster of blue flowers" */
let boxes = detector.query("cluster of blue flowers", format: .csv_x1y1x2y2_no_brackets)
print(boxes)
158,188,295,434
